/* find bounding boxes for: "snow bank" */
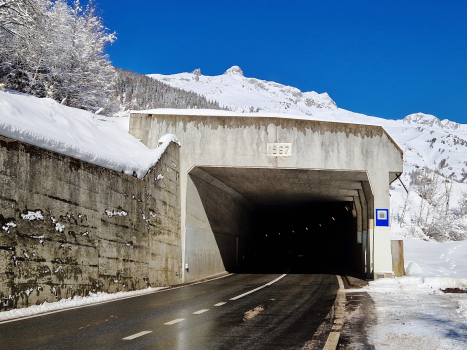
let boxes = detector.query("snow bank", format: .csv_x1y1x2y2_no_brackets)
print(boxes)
0,287,166,322
362,239,467,290
0,90,179,178
403,239,467,279
365,239,467,349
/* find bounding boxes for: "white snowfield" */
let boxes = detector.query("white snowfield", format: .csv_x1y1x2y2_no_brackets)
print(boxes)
0,90,179,178
362,239,467,349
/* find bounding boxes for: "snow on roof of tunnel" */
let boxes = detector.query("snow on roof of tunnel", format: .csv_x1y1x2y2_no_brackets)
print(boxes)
0,90,179,178
132,107,340,121
131,107,387,127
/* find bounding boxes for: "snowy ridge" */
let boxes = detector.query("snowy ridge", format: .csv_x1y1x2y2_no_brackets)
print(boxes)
0,90,179,178
148,66,337,114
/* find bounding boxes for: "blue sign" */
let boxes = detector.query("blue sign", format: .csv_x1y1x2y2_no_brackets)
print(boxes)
376,209,389,226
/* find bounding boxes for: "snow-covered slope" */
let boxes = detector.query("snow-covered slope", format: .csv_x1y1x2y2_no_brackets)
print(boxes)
149,66,338,115
148,66,467,241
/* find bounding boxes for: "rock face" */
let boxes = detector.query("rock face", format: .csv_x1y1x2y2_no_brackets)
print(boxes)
403,112,461,130
0,136,182,310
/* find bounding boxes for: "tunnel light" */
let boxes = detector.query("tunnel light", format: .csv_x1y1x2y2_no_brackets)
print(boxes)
292,230,294,233
278,232,281,235
319,224,322,227
332,217,335,221
265,234,268,237
345,205,350,211
305,227,308,230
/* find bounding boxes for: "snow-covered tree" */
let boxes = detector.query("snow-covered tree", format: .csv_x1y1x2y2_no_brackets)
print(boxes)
0,0,116,113
0,0,39,36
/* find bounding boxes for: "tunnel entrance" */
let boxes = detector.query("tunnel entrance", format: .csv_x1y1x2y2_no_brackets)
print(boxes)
186,166,369,281
131,110,403,282
248,202,355,275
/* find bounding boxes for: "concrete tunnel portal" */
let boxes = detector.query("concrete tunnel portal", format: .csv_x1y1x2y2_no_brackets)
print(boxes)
129,111,404,282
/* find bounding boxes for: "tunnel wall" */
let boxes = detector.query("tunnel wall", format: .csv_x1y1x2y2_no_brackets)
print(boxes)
0,136,182,310
185,169,251,281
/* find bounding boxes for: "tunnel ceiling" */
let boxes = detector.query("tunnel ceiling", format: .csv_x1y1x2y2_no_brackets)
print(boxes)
196,167,369,204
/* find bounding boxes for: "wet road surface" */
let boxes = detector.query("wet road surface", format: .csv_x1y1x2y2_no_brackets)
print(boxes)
0,273,339,349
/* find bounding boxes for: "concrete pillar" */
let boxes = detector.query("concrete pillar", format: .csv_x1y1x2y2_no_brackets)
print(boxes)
367,170,393,277
358,188,369,277
361,181,374,279
353,195,364,275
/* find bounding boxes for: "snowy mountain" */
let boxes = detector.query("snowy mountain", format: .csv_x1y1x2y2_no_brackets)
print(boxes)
148,66,467,241
149,66,337,115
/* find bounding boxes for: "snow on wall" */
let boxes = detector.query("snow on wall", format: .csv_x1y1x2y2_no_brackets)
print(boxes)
0,90,179,178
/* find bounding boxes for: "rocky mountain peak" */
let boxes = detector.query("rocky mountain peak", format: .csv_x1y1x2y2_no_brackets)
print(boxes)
224,66,244,77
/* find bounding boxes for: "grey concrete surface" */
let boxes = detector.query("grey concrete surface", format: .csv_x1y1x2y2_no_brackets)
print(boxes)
0,136,182,309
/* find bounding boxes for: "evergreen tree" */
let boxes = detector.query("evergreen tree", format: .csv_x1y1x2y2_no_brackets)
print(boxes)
113,69,229,111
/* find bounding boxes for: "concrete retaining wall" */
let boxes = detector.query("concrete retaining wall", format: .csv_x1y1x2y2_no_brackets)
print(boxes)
0,136,182,310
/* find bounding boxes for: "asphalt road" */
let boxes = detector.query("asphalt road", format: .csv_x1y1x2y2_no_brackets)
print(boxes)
0,273,339,350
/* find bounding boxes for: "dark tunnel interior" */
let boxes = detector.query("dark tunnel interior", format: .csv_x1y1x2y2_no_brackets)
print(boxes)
236,202,356,275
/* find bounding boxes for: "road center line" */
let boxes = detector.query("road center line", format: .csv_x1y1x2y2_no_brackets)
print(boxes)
122,331,152,340
214,302,226,306
229,274,287,301
164,318,185,325
193,309,209,315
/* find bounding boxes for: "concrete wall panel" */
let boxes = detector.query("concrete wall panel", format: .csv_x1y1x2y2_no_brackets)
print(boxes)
0,136,182,310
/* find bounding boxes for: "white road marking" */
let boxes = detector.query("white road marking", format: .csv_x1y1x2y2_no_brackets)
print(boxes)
323,332,340,350
0,273,235,325
193,309,209,315
214,302,226,306
122,331,152,340
230,274,287,301
164,318,185,325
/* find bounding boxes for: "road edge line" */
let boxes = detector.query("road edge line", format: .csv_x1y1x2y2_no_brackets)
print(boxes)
0,273,234,324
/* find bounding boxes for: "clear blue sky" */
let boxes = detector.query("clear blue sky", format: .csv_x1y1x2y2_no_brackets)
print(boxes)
94,0,467,123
